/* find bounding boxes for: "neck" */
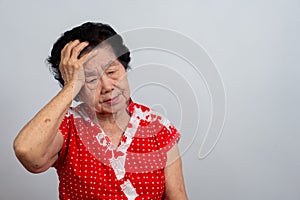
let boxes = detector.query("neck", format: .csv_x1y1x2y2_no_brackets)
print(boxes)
96,108,130,133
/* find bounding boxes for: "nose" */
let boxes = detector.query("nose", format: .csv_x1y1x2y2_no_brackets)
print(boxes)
100,74,115,94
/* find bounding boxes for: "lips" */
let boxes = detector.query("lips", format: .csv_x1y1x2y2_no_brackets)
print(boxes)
102,94,121,104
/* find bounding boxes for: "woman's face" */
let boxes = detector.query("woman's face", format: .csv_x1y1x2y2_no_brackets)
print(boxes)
79,44,130,115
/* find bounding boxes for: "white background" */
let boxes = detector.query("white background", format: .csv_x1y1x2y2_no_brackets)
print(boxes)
1,0,299,199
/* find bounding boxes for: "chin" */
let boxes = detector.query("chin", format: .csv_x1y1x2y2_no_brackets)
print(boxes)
95,103,123,115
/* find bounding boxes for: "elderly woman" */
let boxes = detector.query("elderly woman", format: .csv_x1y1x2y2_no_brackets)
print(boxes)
14,22,187,200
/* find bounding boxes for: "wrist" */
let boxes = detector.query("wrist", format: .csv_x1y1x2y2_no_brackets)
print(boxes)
63,80,84,100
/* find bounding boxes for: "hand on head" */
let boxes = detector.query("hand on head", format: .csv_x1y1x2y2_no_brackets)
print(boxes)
59,40,95,98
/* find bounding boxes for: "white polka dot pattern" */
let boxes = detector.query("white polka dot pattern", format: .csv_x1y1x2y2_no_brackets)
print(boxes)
52,100,180,200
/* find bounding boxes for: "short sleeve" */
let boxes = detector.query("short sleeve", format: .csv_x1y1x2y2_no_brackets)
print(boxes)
52,113,73,169
155,119,181,153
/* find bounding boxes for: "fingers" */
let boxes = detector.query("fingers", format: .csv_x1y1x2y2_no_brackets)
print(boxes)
70,41,89,61
60,40,79,64
59,40,91,87
60,40,89,66
79,48,97,65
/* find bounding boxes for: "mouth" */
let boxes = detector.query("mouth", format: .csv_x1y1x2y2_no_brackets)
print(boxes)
102,94,121,105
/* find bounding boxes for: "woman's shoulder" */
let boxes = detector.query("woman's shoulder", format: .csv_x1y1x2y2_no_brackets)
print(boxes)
130,100,170,122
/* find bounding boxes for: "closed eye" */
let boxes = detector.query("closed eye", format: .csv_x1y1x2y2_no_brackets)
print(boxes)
107,71,115,75
86,77,98,83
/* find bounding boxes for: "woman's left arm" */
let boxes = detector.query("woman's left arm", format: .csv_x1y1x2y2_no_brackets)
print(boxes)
164,144,188,200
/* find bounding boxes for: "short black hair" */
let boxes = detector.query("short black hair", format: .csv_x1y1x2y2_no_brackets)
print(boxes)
47,22,131,87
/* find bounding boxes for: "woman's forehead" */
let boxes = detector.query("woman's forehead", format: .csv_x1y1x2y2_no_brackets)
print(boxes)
83,45,117,71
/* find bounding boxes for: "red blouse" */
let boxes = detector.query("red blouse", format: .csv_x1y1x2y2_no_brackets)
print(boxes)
53,100,180,200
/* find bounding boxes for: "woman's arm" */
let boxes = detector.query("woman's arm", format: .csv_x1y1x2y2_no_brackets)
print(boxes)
14,85,74,173
13,40,91,173
164,144,188,200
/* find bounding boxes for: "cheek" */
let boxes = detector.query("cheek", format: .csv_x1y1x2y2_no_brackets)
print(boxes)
120,78,130,96
122,81,131,99
117,74,129,88
79,87,97,104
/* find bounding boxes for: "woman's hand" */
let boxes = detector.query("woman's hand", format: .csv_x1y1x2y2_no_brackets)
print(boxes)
13,40,95,173
59,40,94,99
